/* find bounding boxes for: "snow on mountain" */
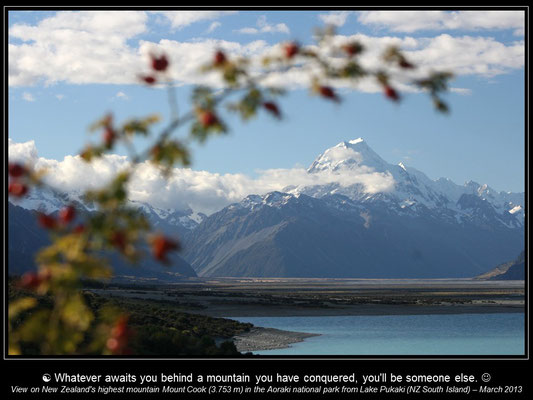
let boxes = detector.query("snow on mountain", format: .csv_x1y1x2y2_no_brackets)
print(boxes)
9,186,93,215
308,138,391,174
235,192,297,212
184,186,524,278
9,137,523,233
128,200,204,232
9,185,203,233
290,138,524,227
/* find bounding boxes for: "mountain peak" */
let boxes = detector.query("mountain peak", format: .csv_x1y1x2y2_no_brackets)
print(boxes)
308,138,389,173
337,138,366,149
346,138,364,145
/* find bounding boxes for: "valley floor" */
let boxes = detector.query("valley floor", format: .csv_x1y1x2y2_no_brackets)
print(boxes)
90,278,524,353
91,277,524,317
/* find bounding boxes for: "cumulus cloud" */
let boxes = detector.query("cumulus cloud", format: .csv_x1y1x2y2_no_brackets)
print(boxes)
137,38,270,88
407,34,524,77
8,139,395,215
357,10,524,33
9,11,148,86
235,15,290,35
318,11,352,27
155,10,236,30
8,11,524,91
8,138,39,163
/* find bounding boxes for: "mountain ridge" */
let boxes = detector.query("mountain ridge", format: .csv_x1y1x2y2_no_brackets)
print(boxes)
182,138,524,278
9,138,525,280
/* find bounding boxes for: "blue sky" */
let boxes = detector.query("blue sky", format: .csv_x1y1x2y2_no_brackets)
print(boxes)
8,9,525,213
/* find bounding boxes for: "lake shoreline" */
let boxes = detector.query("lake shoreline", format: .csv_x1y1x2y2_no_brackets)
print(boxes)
233,327,320,353
86,280,524,354
226,304,524,353
231,313,525,355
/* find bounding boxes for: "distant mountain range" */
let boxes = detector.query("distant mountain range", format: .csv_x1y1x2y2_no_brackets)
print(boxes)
10,185,205,236
8,138,524,280
183,139,524,278
8,203,197,281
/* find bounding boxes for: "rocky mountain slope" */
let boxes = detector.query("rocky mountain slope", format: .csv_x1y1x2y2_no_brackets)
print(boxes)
8,203,197,281
183,139,524,278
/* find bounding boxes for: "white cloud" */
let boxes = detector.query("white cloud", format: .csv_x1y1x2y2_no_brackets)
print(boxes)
318,11,352,27
9,11,148,86
8,138,39,163
137,38,270,88
357,10,524,33
8,139,395,215
155,11,236,30
206,21,221,34
235,15,290,35
450,87,472,96
55,94,65,100
407,34,524,77
8,11,524,91
115,91,129,100
22,92,35,102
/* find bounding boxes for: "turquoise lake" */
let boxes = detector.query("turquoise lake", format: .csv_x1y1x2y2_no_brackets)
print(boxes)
235,313,525,356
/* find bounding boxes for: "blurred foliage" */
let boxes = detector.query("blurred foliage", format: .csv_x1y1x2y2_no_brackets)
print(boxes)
9,281,247,356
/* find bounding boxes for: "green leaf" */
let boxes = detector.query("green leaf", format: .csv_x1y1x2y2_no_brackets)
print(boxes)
8,297,37,320
61,293,93,330
151,140,191,168
341,61,366,80
228,88,263,121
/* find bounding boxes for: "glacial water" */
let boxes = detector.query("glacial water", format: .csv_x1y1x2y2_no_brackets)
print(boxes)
235,313,525,356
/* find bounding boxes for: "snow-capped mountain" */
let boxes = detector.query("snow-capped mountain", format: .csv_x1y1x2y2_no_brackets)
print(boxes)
9,138,525,279
290,138,524,228
9,186,204,235
183,138,524,278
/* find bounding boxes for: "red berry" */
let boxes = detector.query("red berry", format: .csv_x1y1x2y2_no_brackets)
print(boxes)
19,272,42,290
152,235,180,263
342,42,363,56
107,315,132,354
103,127,116,148
214,50,227,66
111,231,127,252
73,224,86,234
37,213,57,229
106,338,120,352
111,316,129,338
319,86,340,102
283,42,299,59
384,85,400,101
399,59,414,69
199,111,218,128
141,75,156,85
8,182,28,197
59,206,76,224
151,54,169,72
9,163,27,178
263,102,281,118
